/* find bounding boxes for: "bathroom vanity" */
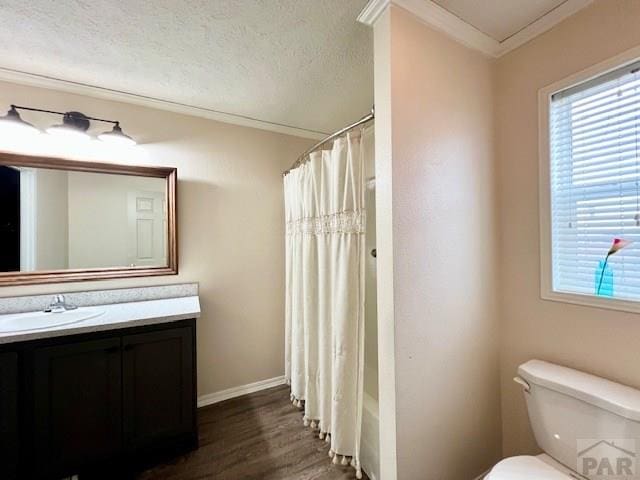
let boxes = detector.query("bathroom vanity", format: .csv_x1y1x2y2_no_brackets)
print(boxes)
0,153,196,478
0,291,200,480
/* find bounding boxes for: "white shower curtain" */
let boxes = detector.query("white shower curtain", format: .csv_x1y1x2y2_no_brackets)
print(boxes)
284,127,370,479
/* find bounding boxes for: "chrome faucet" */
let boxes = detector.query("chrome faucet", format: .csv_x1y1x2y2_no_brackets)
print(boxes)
45,294,78,313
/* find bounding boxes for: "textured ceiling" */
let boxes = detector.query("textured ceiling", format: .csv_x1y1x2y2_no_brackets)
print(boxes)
433,0,567,42
0,0,373,135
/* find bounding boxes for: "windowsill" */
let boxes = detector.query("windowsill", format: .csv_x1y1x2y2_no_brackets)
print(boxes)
541,289,640,315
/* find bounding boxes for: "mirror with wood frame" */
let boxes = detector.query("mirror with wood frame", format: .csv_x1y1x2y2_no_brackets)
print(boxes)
0,152,177,286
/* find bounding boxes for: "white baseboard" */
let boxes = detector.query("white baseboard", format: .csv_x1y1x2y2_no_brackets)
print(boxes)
197,375,287,408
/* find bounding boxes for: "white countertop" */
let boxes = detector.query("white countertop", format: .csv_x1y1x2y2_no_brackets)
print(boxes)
0,295,200,345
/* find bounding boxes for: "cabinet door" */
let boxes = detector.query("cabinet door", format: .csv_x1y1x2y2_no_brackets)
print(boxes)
32,337,122,477
122,326,195,452
0,352,18,480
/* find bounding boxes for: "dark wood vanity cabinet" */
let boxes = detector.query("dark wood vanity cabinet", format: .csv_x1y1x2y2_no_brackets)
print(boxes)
122,327,195,455
0,319,197,480
0,352,18,479
32,337,124,477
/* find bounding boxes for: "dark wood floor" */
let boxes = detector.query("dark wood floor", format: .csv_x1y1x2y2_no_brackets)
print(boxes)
137,385,368,480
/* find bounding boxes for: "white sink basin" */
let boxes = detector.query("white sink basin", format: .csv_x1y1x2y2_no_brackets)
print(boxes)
0,308,105,333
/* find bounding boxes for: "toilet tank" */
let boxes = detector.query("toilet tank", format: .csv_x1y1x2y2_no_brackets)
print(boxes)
517,360,640,477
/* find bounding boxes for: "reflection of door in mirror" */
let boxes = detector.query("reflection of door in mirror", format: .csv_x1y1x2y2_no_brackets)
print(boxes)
66,172,167,269
0,166,20,272
127,191,166,267
0,153,176,285
2,168,169,273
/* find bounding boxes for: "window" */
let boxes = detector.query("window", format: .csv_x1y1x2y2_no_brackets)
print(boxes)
548,60,640,304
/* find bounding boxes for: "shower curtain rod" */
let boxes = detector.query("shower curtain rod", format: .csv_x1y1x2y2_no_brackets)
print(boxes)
282,106,374,177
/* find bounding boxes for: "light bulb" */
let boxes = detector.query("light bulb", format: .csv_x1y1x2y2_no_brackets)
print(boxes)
46,125,91,141
0,106,40,136
98,123,136,146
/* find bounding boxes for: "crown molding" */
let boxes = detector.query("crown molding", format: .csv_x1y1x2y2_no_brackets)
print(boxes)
499,0,593,55
396,0,500,56
357,0,593,58
0,67,327,140
357,0,390,25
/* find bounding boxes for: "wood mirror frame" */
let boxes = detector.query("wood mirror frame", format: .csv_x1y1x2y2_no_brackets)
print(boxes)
0,152,178,286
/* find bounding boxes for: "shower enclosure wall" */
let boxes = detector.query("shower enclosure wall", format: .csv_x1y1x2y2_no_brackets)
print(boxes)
361,125,379,480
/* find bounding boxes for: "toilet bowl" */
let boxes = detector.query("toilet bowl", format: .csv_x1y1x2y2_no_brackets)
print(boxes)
486,454,573,479
486,359,640,479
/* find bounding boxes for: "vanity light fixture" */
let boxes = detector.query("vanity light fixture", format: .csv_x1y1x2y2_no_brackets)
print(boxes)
0,105,40,135
46,111,92,140
98,122,136,146
0,104,137,145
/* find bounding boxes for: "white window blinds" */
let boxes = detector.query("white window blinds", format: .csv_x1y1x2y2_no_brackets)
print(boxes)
550,61,640,300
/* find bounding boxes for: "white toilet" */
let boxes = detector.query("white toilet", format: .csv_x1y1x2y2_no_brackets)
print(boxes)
487,359,640,479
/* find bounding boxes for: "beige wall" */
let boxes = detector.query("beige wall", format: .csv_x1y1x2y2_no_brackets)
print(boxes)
0,80,313,398
496,0,640,457
377,6,502,478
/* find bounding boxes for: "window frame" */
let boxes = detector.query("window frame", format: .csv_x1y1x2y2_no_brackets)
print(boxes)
539,46,640,314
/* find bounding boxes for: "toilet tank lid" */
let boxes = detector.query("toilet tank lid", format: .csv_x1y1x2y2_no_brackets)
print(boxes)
518,360,640,422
